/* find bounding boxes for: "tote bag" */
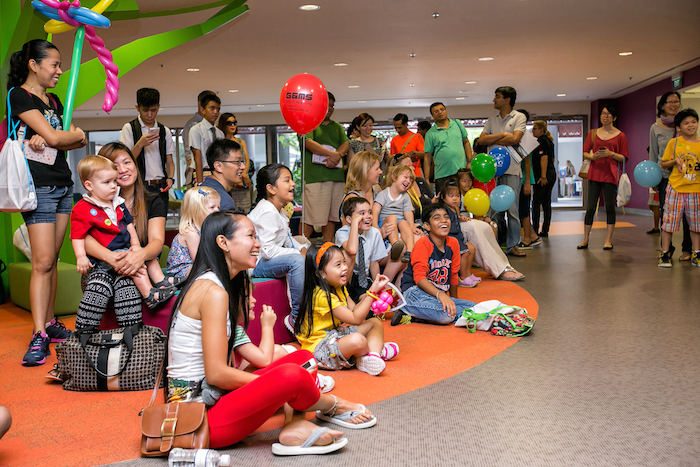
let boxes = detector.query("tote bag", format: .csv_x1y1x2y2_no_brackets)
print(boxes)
0,88,37,212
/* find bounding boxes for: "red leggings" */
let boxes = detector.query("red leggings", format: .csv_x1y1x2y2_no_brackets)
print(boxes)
207,350,320,448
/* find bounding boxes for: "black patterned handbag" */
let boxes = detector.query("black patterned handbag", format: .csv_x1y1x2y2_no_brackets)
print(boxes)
55,323,166,391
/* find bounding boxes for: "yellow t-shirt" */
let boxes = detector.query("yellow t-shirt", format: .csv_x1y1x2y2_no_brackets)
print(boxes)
662,136,700,193
296,286,348,352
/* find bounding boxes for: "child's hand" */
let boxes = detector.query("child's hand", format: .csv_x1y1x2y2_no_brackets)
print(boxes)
459,215,469,222
438,291,457,318
351,212,363,227
369,274,391,294
260,305,277,328
380,222,395,238
76,256,92,275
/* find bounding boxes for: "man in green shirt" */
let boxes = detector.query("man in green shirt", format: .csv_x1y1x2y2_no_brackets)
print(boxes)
424,102,473,194
300,92,350,240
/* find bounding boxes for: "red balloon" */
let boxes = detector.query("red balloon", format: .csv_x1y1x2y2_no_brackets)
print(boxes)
279,74,329,135
472,178,497,195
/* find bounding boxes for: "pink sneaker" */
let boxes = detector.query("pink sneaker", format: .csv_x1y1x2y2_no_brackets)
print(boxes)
356,353,385,376
380,342,400,361
458,274,481,288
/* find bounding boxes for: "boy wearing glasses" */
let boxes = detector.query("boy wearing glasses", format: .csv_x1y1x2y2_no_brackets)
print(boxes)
200,139,245,211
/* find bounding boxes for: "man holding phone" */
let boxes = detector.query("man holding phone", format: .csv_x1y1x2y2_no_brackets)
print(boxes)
119,87,175,197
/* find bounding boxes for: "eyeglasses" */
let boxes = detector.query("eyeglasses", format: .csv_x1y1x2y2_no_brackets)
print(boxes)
226,120,238,125
219,159,245,166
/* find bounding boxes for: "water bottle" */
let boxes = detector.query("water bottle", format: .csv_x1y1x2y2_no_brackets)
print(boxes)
168,448,232,467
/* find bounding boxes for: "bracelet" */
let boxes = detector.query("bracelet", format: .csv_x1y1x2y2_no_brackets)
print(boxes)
366,291,379,300
436,291,442,300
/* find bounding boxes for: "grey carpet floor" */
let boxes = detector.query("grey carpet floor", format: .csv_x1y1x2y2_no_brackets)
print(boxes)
104,210,700,467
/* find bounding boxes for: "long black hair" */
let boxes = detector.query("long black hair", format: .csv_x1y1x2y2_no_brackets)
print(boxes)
252,163,291,209
294,241,346,338
7,40,59,89
164,211,251,394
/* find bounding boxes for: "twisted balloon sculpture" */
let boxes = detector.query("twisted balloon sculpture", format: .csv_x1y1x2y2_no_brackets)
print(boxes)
31,0,119,126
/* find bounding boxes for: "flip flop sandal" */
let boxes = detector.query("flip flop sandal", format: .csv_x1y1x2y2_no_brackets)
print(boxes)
145,287,175,309
317,396,377,429
272,427,348,456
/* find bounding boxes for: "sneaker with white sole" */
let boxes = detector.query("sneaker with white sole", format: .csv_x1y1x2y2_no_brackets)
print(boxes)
381,342,400,361
284,314,295,334
391,309,411,326
658,251,672,268
317,373,335,393
46,318,72,343
691,251,699,267
22,332,50,366
356,353,385,376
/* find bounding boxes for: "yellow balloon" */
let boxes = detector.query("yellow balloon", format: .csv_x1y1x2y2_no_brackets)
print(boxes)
464,188,490,217
43,0,115,34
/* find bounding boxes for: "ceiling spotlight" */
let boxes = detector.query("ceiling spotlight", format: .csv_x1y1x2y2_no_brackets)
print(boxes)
409,53,416,57
257,104,265,107
477,57,494,61
556,93,567,97
432,12,440,18
586,77,597,80
334,62,348,67
619,51,633,56
464,81,477,84
299,4,320,11
186,68,199,72
228,89,239,93
409,84,415,87
358,101,366,103
456,97,465,100
348,85,359,88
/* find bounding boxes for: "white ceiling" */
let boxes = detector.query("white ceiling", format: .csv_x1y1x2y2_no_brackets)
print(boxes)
55,0,700,124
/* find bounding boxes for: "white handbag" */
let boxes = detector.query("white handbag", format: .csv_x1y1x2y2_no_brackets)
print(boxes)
0,88,37,213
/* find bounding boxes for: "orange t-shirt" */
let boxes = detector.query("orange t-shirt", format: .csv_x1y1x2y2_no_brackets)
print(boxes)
391,132,425,177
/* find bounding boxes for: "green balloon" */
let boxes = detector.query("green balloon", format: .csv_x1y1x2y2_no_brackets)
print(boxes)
471,153,496,183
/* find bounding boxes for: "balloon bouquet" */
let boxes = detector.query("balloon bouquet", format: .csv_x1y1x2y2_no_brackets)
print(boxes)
31,0,119,127
465,149,516,216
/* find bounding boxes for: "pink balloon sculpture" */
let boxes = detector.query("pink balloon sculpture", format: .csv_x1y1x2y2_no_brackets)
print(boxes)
371,291,394,315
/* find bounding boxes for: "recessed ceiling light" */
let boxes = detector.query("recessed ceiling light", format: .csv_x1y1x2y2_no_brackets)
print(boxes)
334,62,348,67
228,89,239,93
456,97,465,100
348,85,359,88
619,51,633,56
478,57,494,61
556,93,566,97
187,68,199,72
299,4,320,11
409,53,416,57
586,77,597,80
257,104,265,107
464,81,477,84
432,12,439,18
358,100,366,103
409,84,415,87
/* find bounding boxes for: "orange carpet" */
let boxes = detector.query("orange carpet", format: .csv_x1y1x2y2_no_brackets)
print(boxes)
0,273,537,467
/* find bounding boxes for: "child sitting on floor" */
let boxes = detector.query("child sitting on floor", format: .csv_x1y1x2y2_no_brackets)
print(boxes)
438,178,481,288
71,156,173,330
336,197,405,303
294,242,399,376
392,203,476,326
456,168,498,237
372,164,416,263
167,187,220,279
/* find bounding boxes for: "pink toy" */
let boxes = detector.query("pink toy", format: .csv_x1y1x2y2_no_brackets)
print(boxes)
371,290,395,315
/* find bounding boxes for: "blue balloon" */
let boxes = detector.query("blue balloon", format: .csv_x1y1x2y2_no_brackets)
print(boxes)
489,185,516,213
634,161,662,188
489,146,511,177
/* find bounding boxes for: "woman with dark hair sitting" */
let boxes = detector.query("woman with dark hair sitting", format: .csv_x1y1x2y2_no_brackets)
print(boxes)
167,211,375,455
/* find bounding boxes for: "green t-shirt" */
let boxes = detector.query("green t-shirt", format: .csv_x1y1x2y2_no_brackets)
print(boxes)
301,120,349,184
424,119,468,179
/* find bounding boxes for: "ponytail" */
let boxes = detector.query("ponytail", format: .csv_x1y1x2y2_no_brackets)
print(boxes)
7,40,59,89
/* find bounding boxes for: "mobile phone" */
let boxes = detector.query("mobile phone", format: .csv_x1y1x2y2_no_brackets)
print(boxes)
149,128,159,135
301,357,317,373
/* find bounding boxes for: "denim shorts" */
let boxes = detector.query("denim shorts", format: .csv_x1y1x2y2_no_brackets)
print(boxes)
21,185,74,226
313,326,358,371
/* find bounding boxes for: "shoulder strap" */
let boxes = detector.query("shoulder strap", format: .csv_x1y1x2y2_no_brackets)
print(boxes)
141,335,169,414
158,123,167,166
129,118,142,142
399,133,415,153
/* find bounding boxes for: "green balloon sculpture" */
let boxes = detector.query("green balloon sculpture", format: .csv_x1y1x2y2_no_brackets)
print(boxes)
471,153,496,183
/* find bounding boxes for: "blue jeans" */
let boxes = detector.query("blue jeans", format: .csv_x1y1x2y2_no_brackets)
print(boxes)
252,254,305,321
494,174,522,251
402,285,475,324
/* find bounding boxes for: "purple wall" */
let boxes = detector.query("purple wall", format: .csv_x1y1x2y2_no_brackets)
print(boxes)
590,64,700,210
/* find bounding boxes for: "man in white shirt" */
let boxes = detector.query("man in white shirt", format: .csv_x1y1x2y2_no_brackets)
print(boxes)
181,90,216,186
189,94,224,184
476,86,530,257
119,88,175,198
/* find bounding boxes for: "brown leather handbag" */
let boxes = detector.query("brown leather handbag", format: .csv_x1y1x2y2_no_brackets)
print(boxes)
139,350,210,457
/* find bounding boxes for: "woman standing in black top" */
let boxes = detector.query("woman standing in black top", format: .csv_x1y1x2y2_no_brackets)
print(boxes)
7,40,87,366
531,121,556,237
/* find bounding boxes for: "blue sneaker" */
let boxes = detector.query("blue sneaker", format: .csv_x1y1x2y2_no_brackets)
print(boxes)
46,318,72,343
22,332,51,366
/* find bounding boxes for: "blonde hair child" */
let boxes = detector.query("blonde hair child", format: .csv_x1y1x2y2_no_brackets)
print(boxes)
372,164,416,262
166,187,220,278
